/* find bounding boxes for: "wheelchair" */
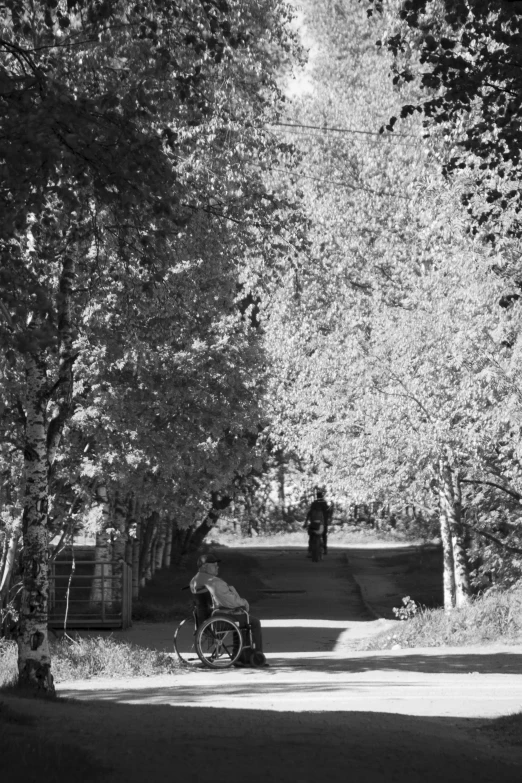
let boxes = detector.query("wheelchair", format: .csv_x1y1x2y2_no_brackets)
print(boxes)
173,587,266,669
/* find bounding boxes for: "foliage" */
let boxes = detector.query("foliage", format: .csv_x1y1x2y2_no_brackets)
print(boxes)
265,0,428,503
365,584,522,649
48,635,178,680
367,0,522,236
393,595,419,620
0,638,17,687
0,1,308,649
266,1,509,496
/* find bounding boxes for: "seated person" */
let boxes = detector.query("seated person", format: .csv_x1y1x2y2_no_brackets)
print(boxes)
190,552,268,667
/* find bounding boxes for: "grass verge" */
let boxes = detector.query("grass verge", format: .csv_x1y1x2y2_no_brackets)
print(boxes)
1,635,179,687
363,585,522,650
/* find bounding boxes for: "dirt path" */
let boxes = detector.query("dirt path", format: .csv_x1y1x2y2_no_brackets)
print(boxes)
4,545,522,782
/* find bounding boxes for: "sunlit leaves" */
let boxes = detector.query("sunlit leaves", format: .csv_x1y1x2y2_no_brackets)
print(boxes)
367,0,522,236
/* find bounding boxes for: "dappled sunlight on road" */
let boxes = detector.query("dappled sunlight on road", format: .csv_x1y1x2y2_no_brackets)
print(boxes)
62,547,522,722
57,646,522,718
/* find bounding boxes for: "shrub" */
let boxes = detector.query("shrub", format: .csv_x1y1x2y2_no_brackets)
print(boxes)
1,635,180,687
393,596,419,621
365,584,522,650
50,636,179,680
0,638,17,687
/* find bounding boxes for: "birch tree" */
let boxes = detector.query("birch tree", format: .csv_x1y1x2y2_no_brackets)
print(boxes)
0,0,301,691
264,0,522,607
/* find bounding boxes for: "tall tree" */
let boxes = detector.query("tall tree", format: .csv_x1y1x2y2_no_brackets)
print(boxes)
0,0,301,692
367,0,522,236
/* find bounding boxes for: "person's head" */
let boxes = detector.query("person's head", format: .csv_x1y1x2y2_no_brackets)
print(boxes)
316,489,325,500
197,552,221,574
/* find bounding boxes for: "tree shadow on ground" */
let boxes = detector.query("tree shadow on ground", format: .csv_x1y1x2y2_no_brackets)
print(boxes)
1,695,521,783
273,650,522,675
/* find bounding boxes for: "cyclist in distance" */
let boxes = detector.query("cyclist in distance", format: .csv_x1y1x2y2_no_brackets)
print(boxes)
304,489,331,556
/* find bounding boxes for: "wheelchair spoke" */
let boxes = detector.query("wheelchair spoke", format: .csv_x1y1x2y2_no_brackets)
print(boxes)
196,617,243,668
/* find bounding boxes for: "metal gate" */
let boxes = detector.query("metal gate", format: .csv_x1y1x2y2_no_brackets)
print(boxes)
48,558,132,630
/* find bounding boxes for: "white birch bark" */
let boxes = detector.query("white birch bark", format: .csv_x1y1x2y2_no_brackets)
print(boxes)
450,471,472,607
90,483,112,606
438,497,456,611
17,257,78,692
154,515,166,572
163,519,173,569
439,459,471,608
17,352,54,693
149,532,158,577
0,517,22,606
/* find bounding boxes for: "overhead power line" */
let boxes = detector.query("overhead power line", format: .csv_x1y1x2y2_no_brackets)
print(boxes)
270,121,416,139
272,127,418,147
266,166,410,199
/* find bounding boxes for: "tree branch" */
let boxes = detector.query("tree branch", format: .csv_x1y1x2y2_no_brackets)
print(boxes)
461,478,522,502
463,521,522,556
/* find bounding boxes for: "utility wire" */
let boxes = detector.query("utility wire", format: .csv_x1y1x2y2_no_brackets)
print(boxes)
270,121,416,139
272,127,419,147
265,166,410,199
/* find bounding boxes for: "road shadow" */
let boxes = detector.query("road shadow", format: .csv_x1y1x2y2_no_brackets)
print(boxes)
2,695,521,783
348,545,443,619
266,649,522,675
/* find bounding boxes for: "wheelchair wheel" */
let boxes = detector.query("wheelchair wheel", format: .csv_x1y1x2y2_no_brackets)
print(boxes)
173,615,200,666
195,616,243,669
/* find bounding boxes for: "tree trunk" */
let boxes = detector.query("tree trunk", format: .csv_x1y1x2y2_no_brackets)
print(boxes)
451,470,472,607
0,518,22,607
277,459,286,524
139,511,158,586
17,352,55,694
132,513,141,599
17,258,77,693
124,495,136,566
112,489,128,605
163,519,173,569
187,494,232,552
169,524,191,565
112,490,128,562
439,459,471,609
438,494,456,612
148,514,159,579
90,483,112,606
154,515,167,572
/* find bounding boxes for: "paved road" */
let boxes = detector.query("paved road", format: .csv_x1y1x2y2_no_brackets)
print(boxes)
104,546,389,654
50,546,522,783
59,547,522,719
